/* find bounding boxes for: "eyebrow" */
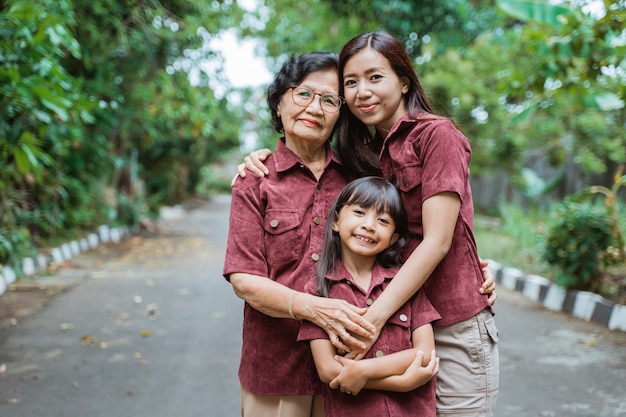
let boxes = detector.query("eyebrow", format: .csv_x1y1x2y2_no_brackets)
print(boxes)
343,67,386,78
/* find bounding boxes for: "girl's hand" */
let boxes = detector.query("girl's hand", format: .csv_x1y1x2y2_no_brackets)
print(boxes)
479,259,497,306
396,350,439,391
329,355,368,395
232,148,272,185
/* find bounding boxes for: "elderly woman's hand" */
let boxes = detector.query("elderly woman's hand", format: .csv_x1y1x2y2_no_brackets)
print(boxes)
302,294,376,353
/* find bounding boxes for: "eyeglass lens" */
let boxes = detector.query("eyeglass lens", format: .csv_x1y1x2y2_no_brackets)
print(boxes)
292,87,342,112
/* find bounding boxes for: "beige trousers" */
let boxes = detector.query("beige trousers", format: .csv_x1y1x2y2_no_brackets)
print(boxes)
241,387,325,417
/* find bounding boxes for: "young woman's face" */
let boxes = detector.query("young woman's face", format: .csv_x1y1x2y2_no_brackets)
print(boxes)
332,203,399,259
277,69,340,150
342,47,409,134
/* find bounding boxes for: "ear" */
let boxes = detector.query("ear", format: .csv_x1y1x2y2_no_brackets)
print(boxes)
276,100,282,117
400,76,410,95
331,212,340,232
389,232,400,247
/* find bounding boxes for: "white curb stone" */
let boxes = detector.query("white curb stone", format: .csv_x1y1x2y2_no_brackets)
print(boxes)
543,284,567,312
522,274,551,302
501,267,524,291
608,305,626,332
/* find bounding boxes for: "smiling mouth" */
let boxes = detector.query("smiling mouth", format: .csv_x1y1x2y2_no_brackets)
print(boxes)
357,103,376,112
354,234,374,243
300,118,320,127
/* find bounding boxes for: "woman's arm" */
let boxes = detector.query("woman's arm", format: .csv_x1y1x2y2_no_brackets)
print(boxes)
345,192,460,359
230,273,375,350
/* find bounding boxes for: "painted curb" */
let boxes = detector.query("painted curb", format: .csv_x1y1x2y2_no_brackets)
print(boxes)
489,260,626,332
0,225,130,295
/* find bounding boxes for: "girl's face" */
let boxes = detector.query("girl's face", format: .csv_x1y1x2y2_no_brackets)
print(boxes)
342,47,409,134
277,69,340,150
332,203,399,259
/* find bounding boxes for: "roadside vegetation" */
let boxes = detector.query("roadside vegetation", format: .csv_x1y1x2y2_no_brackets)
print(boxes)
1,0,624,300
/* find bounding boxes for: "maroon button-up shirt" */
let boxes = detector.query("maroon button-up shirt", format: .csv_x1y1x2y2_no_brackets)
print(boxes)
379,114,492,327
223,138,351,396
298,262,440,417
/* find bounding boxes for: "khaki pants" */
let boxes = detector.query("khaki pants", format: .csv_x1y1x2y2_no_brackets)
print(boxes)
435,309,500,417
241,387,325,417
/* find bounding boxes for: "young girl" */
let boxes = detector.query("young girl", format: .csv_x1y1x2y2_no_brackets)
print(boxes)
334,32,499,416
298,176,441,417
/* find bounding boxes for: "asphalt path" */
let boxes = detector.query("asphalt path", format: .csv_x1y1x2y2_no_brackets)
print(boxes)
0,195,624,417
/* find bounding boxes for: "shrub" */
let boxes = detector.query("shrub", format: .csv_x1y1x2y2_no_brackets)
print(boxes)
542,200,618,291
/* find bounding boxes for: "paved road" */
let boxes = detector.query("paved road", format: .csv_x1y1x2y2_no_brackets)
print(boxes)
0,195,624,417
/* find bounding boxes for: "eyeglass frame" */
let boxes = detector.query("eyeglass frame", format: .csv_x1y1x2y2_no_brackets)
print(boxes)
289,86,344,113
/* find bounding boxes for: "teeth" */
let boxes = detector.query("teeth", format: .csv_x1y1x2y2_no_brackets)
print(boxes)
355,235,374,243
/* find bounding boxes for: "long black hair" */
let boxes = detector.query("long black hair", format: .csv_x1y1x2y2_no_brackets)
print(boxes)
316,176,409,297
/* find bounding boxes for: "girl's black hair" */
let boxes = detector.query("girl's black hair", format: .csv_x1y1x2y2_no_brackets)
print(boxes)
316,176,409,297
267,51,339,133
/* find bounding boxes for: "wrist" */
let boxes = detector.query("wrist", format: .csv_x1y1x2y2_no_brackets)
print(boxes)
288,291,299,320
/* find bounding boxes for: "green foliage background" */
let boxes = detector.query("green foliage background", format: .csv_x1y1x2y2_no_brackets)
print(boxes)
0,0,624,288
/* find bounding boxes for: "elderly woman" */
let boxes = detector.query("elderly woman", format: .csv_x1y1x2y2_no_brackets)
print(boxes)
222,52,377,417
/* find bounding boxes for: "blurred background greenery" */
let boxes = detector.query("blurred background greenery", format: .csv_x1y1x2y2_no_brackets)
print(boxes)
0,0,624,300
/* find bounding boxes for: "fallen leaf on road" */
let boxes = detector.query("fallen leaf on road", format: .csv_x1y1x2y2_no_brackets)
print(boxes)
81,334,97,345
140,329,152,337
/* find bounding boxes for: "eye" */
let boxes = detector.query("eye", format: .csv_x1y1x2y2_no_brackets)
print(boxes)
378,217,391,225
370,74,383,81
322,95,340,106
343,79,356,87
297,90,311,98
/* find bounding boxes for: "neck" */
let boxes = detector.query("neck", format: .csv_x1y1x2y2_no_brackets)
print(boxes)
286,141,327,179
341,252,376,291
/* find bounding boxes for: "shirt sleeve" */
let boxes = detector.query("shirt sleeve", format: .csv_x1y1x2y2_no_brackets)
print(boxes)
410,290,441,330
418,120,471,203
222,178,269,279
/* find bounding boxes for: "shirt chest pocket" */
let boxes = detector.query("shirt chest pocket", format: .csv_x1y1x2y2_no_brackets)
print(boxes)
379,304,413,354
395,163,423,193
263,209,302,268
394,164,423,227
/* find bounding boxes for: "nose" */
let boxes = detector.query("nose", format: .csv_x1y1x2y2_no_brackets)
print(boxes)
361,213,376,230
306,93,324,113
356,82,371,99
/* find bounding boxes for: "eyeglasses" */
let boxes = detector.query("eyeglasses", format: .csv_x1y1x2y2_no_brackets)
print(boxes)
290,86,343,113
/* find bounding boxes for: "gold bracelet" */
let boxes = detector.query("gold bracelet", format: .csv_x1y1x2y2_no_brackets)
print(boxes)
288,291,298,320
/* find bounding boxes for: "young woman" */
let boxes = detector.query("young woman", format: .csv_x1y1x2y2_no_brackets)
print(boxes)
333,32,499,416
299,176,440,417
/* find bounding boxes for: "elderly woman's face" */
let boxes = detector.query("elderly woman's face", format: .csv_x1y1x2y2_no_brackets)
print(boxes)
277,69,340,149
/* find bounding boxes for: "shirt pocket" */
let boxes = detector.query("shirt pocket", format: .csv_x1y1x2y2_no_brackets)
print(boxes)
263,209,302,269
380,304,413,354
394,163,423,230
395,163,423,193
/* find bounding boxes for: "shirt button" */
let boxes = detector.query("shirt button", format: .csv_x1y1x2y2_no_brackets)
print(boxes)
375,350,384,358
314,216,322,225
311,253,320,261
366,298,373,306
399,314,408,322
270,219,279,228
